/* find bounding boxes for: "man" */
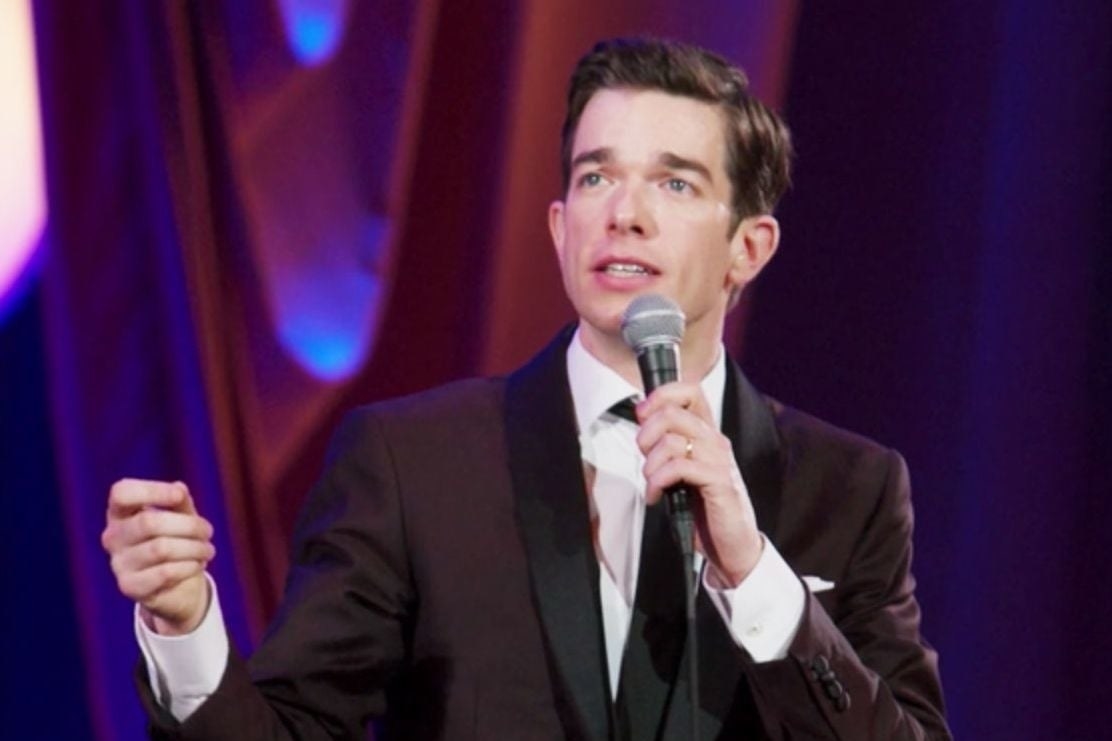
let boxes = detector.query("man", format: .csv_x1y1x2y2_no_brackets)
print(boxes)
102,38,950,739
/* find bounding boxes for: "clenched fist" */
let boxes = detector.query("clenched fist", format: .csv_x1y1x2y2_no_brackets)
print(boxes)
101,479,215,635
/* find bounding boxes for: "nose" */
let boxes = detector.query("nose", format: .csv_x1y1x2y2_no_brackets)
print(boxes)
607,183,655,238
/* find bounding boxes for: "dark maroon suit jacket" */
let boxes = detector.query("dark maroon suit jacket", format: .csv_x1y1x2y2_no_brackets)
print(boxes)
140,327,950,739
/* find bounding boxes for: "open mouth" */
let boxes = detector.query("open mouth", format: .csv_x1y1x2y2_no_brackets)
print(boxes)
596,261,658,276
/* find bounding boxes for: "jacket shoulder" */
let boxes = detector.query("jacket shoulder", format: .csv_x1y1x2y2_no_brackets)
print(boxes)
766,397,900,470
320,378,508,468
349,377,506,426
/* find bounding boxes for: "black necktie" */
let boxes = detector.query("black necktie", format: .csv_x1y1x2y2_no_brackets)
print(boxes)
607,397,638,424
607,398,688,740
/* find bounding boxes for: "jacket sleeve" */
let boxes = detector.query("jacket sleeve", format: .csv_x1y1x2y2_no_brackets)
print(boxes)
745,448,952,740
138,407,415,740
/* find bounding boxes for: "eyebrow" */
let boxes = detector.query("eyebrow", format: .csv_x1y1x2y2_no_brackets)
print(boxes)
570,147,612,171
569,148,714,184
658,152,714,184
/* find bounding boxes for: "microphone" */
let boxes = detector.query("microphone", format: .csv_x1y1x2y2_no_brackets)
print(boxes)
620,294,695,557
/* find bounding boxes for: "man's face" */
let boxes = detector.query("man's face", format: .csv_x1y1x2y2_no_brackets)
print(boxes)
549,88,753,351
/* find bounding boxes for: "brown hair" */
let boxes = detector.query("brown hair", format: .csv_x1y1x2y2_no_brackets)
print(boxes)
560,38,793,230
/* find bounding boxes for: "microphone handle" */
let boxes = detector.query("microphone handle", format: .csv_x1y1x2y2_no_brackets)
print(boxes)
636,343,694,524
636,343,680,394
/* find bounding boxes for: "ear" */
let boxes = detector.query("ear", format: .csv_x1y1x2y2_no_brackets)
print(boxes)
726,214,780,291
548,199,567,259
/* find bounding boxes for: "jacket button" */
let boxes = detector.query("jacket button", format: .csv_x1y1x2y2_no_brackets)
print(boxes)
834,691,852,712
810,655,833,682
810,657,836,684
824,680,844,701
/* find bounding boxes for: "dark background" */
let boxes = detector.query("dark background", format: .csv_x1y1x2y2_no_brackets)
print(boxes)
3,1,1109,738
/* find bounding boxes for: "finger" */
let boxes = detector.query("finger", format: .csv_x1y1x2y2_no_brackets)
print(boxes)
107,479,188,519
636,404,711,453
637,382,712,423
642,432,696,479
644,457,720,505
116,560,207,603
111,536,216,575
172,481,198,516
644,485,665,506
105,509,214,550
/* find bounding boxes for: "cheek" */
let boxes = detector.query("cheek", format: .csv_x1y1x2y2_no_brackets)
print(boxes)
563,201,595,229
671,218,733,261
560,212,600,257
664,203,733,249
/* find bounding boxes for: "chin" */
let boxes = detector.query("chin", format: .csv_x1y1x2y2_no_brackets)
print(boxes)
575,306,625,340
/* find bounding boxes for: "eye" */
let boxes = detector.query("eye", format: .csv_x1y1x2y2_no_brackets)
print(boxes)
577,171,604,188
665,177,692,193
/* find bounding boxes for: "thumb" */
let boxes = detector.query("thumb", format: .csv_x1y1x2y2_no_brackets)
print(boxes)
169,481,199,516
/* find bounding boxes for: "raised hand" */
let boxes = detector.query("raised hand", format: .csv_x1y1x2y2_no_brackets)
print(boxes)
102,479,215,635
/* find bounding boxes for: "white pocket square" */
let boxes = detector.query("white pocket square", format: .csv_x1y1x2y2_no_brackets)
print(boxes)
802,575,836,593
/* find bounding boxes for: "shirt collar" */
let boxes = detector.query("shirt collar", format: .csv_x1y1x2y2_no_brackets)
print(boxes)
566,326,726,433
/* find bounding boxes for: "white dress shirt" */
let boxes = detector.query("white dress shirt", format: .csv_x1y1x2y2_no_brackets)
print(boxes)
138,329,805,719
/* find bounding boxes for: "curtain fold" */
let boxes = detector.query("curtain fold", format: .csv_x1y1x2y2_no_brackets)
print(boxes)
36,4,254,739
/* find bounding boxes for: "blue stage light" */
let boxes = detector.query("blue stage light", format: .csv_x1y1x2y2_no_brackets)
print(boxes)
271,215,390,381
278,0,349,66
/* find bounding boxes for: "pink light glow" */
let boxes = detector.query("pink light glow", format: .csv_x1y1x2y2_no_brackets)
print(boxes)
0,0,47,308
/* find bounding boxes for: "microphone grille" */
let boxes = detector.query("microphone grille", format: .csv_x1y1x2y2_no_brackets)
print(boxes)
620,294,685,351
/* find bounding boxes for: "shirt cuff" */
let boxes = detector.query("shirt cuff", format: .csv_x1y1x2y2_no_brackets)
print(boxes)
134,572,229,721
702,535,805,662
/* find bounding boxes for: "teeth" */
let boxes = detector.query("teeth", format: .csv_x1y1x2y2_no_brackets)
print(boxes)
604,263,649,275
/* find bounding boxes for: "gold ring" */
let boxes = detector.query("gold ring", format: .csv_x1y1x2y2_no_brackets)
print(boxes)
684,438,694,459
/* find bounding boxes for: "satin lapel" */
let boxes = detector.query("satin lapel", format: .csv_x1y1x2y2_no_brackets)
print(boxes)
722,359,784,543
506,326,612,741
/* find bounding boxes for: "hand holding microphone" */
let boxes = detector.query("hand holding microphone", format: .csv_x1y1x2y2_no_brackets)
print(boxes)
621,294,762,588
